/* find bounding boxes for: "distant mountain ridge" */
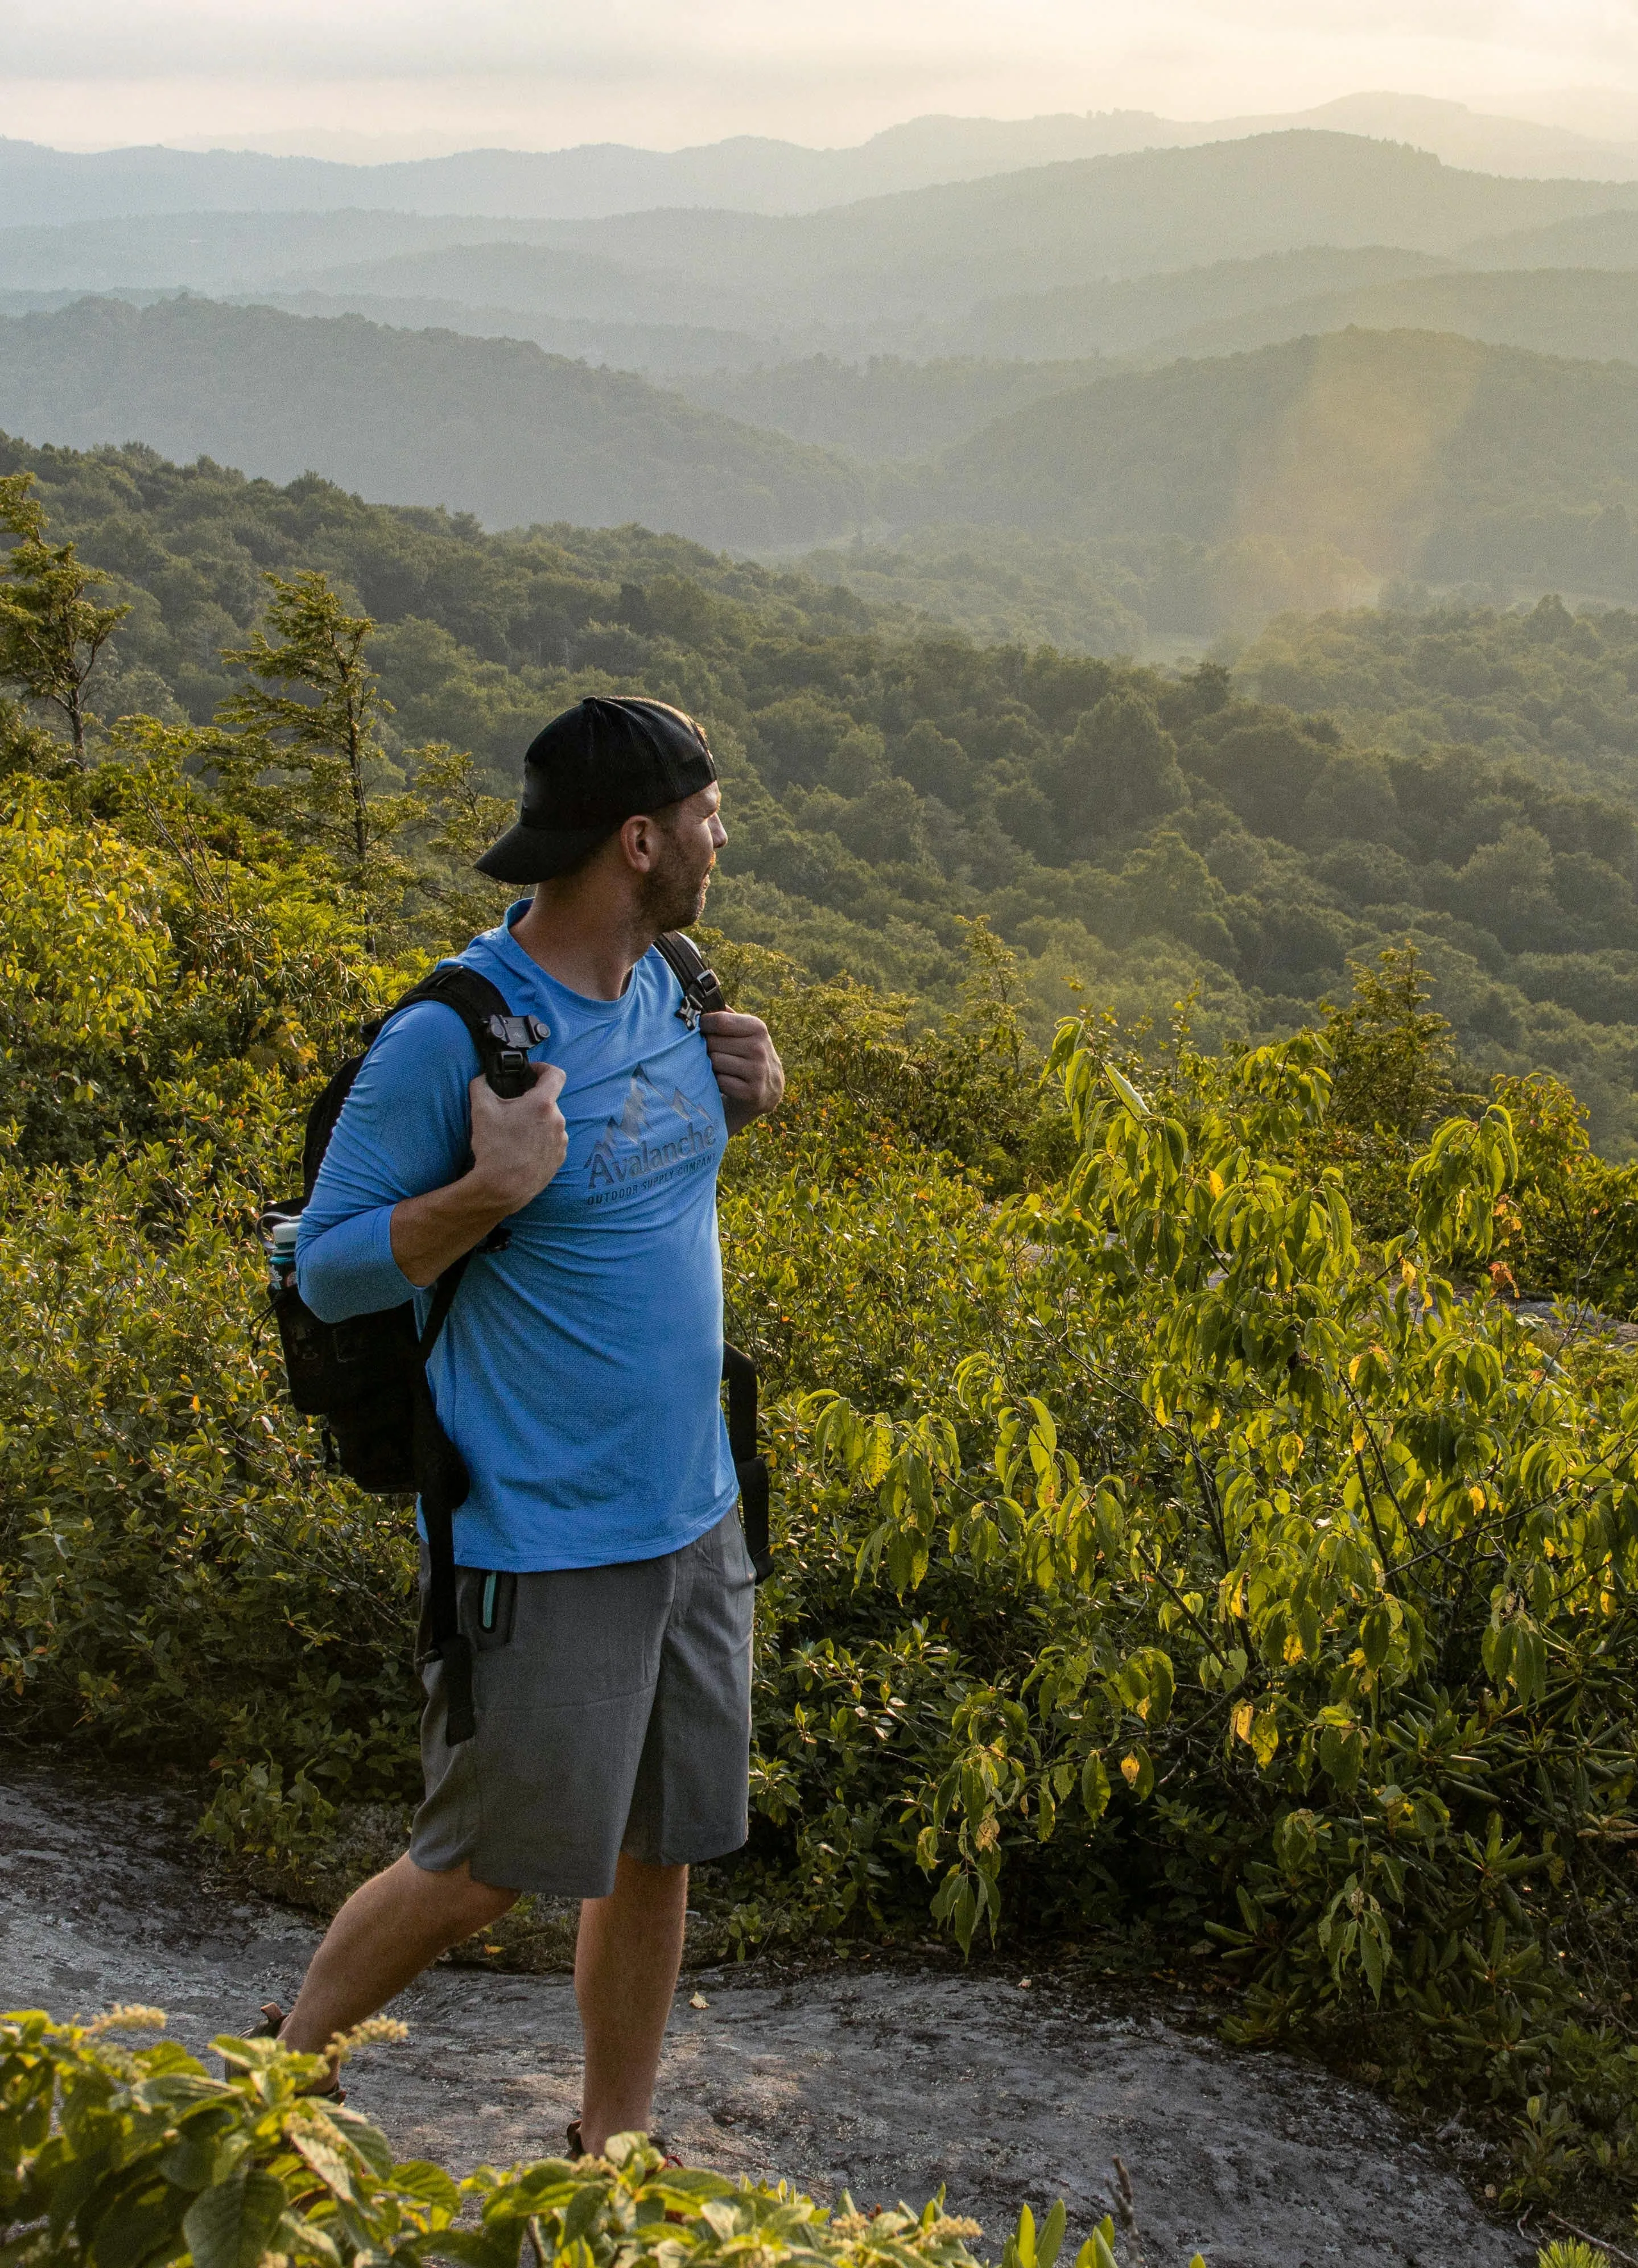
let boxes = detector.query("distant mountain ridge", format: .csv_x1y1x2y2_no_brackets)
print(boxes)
8,92,1638,232
1123,267,1638,370
10,134,1637,335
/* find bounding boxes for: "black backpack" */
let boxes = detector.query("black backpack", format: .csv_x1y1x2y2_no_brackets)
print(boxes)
263,931,770,1747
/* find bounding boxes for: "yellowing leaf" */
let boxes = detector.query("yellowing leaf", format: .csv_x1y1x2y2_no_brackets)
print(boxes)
1231,1701,1255,1745
1119,1747,1154,1798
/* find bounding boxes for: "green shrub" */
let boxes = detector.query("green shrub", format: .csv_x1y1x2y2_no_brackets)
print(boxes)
0,2007,1144,2268
15,659,1638,2216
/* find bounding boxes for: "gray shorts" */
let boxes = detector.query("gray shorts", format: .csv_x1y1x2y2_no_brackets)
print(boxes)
409,1507,755,1896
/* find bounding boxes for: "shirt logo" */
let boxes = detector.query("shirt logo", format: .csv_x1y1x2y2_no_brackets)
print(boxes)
585,1064,718,1203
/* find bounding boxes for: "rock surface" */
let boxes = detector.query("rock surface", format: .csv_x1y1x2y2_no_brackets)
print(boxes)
0,1763,1532,2268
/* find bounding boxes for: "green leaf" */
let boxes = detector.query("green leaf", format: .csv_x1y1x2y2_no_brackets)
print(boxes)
181,2169,288,2268
1038,2196,1068,2268
276,2211,342,2266
1359,1605,1393,1671
1013,2203,1037,2268
387,2158,460,2212
1104,1064,1150,1119
1079,1752,1111,1821
287,2118,360,2205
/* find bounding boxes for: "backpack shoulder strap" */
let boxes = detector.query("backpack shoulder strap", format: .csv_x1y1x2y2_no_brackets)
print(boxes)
377,962,550,1097
653,931,727,1029
302,1051,368,1201
304,966,546,1200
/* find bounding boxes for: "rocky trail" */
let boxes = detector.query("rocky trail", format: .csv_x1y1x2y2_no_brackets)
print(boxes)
1,1763,1534,2268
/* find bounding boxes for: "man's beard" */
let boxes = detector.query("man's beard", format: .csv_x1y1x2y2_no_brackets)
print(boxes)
638,828,713,931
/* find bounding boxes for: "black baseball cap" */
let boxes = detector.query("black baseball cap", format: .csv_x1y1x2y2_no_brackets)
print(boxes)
475,696,717,883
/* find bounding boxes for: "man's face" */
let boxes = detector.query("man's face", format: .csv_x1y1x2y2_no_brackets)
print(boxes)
638,783,725,929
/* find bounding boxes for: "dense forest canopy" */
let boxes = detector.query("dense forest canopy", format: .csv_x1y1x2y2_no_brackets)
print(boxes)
16,307,1638,630
926,329,1638,588
10,428,1638,1156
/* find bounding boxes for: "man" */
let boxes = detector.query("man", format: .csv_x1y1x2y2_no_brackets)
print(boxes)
268,695,784,2154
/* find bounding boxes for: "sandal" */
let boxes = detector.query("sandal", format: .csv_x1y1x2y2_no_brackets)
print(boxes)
566,2117,679,2167
249,2002,346,2104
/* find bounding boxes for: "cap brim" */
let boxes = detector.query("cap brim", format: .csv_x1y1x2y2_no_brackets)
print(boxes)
474,819,614,883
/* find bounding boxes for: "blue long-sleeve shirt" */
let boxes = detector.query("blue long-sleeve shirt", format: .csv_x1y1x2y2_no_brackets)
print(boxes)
296,905,738,1571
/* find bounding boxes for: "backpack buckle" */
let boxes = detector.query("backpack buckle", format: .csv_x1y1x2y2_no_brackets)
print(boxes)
482,1013,549,1100
674,973,719,1030
485,1014,549,1050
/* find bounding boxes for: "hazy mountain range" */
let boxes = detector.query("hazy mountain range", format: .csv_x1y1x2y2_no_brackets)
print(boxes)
5,134,1638,333
10,90,1638,230
14,116,1638,646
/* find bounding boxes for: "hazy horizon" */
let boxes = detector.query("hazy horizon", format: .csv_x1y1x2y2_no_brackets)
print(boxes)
9,1,1638,161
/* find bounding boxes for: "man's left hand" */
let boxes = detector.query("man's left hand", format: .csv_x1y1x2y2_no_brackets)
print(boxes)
702,1010,785,1135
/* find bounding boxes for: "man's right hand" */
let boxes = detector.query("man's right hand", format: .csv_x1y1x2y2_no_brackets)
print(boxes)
468,1062,568,1211
390,1061,568,1286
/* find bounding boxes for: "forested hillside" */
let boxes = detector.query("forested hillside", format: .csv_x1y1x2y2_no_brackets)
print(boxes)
675,356,1104,458
1242,597,1638,778
0,208,567,295
0,296,864,547
667,280,1638,456
944,244,1454,362
930,328,1638,598
1466,207,1638,267
13,428,1638,1157
16,300,1638,621
1129,264,1638,368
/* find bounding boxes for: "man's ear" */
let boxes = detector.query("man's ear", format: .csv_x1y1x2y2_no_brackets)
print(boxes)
616,810,661,872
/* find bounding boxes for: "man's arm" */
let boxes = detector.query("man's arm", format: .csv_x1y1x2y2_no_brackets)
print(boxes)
390,1063,568,1286
297,1005,566,1319
701,1010,784,1136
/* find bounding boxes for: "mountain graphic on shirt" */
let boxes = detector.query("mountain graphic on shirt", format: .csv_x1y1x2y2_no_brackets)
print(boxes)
587,1063,717,1198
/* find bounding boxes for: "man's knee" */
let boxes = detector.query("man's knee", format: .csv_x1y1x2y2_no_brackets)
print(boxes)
408,1854,519,1929
591,1853,688,1912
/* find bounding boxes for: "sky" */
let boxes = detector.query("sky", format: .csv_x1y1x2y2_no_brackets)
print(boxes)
6,0,1638,156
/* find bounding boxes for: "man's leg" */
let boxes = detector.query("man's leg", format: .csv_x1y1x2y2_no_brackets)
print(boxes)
276,1854,517,2063
574,1853,689,2151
